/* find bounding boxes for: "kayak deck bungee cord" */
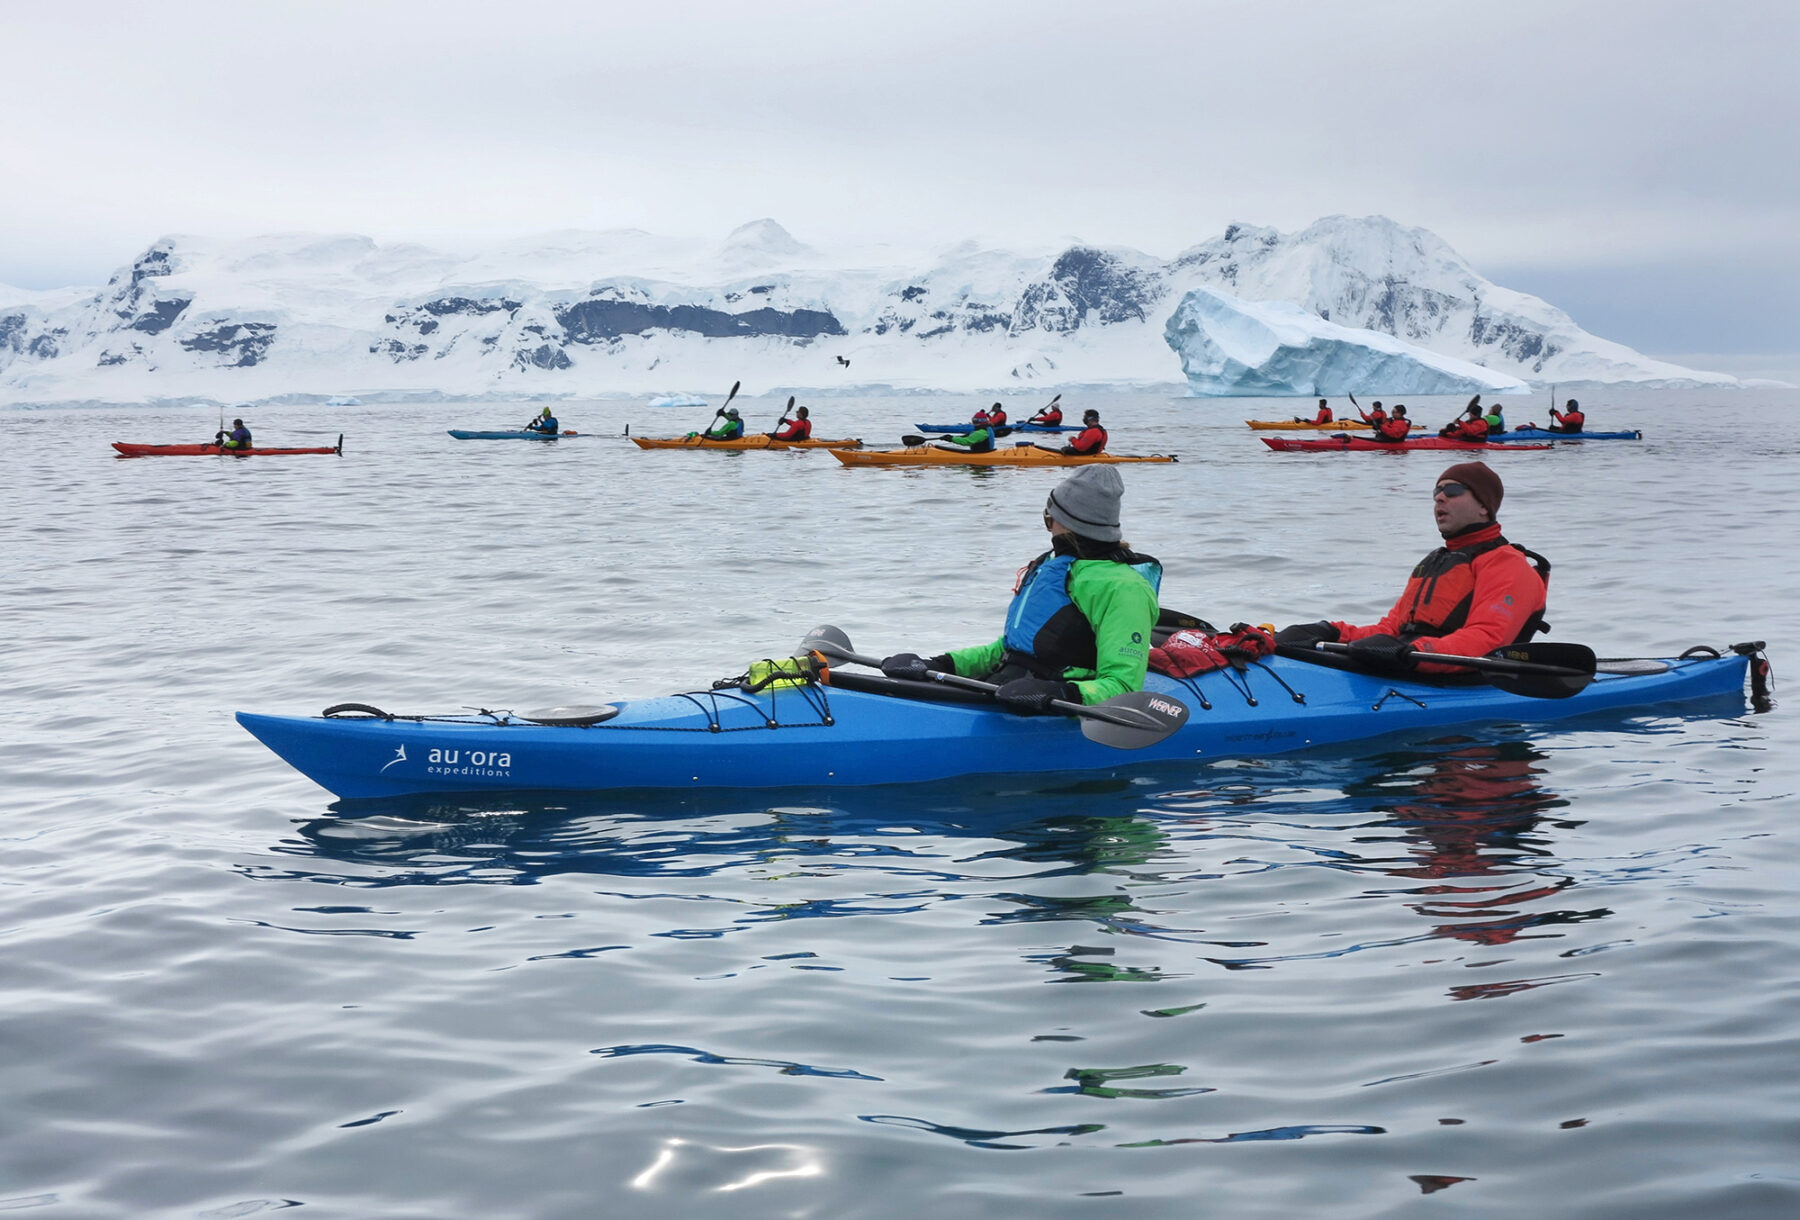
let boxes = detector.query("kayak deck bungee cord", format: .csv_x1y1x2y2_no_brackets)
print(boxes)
237,639,1765,800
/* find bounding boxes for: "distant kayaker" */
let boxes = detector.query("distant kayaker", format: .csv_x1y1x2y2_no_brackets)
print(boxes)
1274,462,1548,675
1358,400,1388,429
1059,409,1107,456
703,408,745,441
525,408,559,435
1548,399,1585,433
1371,405,1410,442
217,419,253,450
878,465,1161,712
771,406,813,441
937,413,997,454
1297,398,1332,425
1029,400,1064,426
987,402,1009,427
1482,401,1506,435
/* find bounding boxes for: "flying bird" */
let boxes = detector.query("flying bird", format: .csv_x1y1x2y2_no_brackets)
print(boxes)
836,356,851,368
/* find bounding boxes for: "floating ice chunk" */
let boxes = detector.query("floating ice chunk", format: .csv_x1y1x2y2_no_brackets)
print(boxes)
645,393,709,407
1164,286,1529,397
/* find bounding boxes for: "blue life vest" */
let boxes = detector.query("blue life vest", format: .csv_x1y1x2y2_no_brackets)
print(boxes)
1002,550,1162,676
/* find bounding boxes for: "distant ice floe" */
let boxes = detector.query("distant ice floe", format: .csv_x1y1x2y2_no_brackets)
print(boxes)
324,395,361,406
645,393,709,407
1164,287,1530,397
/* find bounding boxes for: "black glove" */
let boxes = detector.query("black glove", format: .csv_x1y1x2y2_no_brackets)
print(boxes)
880,652,953,681
995,677,1078,715
1276,620,1340,649
1346,634,1417,669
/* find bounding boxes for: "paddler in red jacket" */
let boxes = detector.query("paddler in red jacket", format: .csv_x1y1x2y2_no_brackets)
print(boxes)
1548,399,1585,433
1029,400,1064,426
1440,400,1490,441
1357,400,1388,430
986,402,1009,427
771,406,813,441
1371,405,1411,442
1059,409,1107,455
1297,398,1332,425
1274,462,1548,674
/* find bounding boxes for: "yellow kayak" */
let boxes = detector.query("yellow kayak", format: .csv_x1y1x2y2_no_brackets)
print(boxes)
831,445,1177,468
1244,419,1373,431
631,435,864,451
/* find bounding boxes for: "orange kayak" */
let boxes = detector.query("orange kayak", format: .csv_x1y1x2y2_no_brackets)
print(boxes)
631,435,863,451
831,445,1177,468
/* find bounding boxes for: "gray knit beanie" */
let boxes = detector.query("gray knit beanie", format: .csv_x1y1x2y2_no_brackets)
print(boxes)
1046,465,1124,542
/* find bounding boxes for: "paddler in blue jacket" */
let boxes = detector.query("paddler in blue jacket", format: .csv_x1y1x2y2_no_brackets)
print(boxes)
880,466,1161,713
525,407,559,434
216,418,252,449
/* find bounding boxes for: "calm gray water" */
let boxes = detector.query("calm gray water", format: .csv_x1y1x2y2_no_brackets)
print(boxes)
3,389,1796,1219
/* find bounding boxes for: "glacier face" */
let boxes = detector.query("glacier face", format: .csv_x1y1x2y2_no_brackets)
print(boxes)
1165,287,1531,396
0,216,1736,404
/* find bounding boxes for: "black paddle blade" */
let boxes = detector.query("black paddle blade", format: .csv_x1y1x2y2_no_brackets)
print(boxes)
800,624,855,657
1483,642,1597,699
901,434,927,446
1072,689,1190,749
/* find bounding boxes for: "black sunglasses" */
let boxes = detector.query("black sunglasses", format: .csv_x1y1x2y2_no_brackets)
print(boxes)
1433,482,1471,499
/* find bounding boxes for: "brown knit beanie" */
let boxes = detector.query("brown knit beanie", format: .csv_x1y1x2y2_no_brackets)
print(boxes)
1437,462,1503,517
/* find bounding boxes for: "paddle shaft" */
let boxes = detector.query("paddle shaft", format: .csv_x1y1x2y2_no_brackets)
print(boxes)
811,642,1156,730
1317,640,1589,678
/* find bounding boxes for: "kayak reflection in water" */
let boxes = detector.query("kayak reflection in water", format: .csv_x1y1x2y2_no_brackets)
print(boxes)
1275,463,1549,676
216,418,252,449
524,407,559,435
1359,740,1598,954
879,466,1162,714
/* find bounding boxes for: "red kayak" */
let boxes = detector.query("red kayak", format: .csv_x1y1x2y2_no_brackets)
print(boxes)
1261,435,1551,453
113,436,344,458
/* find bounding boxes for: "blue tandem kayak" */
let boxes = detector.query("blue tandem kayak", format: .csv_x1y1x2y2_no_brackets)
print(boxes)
237,644,1757,800
1487,426,1643,441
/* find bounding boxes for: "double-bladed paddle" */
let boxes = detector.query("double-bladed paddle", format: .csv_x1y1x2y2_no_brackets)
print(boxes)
1313,640,1597,699
767,395,797,438
799,625,1190,749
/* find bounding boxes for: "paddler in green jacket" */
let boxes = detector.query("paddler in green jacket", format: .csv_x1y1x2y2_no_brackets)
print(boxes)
879,466,1161,713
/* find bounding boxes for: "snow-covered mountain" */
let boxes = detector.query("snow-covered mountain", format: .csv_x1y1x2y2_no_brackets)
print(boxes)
0,216,1734,404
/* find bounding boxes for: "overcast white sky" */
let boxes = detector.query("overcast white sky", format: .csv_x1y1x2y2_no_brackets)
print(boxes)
4,0,1795,372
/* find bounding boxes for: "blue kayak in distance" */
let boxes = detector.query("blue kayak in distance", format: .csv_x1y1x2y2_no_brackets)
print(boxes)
448,429,585,440
915,422,1081,433
1486,426,1643,441
237,645,1756,800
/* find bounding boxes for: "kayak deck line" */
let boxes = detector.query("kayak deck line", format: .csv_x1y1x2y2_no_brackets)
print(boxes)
236,644,1762,800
